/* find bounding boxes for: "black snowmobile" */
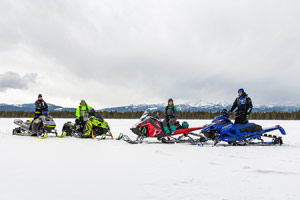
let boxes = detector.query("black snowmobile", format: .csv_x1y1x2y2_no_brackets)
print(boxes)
13,111,58,139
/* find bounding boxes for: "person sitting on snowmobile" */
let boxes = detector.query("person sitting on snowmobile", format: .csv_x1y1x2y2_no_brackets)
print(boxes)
32,94,49,135
230,88,253,124
75,100,93,126
162,98,178,135
34,94,48,119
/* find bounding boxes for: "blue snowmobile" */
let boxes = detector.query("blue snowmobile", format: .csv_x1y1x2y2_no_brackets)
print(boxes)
200,110,286,146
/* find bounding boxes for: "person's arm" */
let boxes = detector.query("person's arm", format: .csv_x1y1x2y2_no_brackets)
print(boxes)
164,106,168,118
35,100,43,113
230,99,238,112
173,106,178,119
76,107,81,118
247,98,253,114
35,101,41,110
44,101,48,110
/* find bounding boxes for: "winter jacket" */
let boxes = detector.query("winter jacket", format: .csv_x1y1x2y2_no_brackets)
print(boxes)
35,100,48,118
164,105,178,119
230,93,253,114
76,104,92,121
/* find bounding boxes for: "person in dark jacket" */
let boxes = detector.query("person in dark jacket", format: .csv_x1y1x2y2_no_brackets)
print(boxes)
32,94,48,135
162,98,178,135
34,94,48,119
230,88,253,124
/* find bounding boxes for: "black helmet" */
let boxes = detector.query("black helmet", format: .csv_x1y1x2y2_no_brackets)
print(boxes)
221,109,229,118
38,94,43,98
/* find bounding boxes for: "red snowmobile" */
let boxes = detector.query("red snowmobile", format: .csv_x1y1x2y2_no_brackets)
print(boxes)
117,111,206,144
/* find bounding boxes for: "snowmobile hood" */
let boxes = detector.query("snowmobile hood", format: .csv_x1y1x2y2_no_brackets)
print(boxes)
212,115,232,124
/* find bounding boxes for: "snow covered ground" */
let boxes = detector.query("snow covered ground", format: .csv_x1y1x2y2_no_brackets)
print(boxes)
0,118,299,200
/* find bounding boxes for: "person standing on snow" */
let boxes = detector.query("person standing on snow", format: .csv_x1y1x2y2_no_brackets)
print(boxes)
230,88,253,124
162,98,178,135
75,100,93,126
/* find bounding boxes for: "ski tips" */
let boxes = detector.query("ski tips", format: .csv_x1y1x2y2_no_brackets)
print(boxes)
35,133,48,139
117,133,124,140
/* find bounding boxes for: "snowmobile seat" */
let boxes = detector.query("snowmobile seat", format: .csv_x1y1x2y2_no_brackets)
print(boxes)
235,123,263,133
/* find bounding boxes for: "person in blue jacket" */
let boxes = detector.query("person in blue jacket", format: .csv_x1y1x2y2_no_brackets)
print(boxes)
162,98,178,135
230,88,253,124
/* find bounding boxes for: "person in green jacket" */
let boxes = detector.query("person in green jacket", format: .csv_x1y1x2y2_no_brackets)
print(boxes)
75,100,93,126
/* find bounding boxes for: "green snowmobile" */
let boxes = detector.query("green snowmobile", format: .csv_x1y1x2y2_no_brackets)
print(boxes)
62,110,114,140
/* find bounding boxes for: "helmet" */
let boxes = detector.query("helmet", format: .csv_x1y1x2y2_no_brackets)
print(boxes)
238,88,244,94
221,109,229,118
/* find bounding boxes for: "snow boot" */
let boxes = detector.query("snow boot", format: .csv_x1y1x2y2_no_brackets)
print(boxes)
163,126,170,134
170,125,176,135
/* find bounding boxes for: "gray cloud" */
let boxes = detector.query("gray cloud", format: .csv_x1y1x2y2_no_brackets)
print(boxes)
0,72,37,92
0,0,299,106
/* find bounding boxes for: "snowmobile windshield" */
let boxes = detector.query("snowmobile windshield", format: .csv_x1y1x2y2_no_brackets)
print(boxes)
131,111,151,128
212,116,231,125
140,111,150,121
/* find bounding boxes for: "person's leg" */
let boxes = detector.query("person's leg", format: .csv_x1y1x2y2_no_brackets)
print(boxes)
234,115,242,124
82,120,93,137
32,119,42,136
240,114,248,124
162,118,170,134
169,118,177,134
235,114,248,124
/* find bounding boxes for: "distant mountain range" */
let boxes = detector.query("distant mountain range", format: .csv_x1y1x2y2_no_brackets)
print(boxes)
0,103,76,112
99,104,300,113
0,103,299,113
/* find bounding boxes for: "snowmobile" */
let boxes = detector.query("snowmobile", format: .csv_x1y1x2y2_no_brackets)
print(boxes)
13,111,58,139
199,110,286,146
117,111,206,144
62,112,114,140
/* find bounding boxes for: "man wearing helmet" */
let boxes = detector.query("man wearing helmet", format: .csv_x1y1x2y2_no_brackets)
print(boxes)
230,88,253,124
75,100,93,126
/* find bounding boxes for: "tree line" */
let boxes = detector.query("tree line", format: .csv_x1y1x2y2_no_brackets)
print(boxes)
0,110,300,120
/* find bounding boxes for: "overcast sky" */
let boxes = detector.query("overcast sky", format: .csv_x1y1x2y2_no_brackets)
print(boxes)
0,0,299,108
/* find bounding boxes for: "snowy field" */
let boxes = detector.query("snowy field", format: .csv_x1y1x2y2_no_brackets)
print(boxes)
0,118,299,200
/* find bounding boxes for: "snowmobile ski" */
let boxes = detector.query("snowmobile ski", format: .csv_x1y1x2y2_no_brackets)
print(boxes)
56,132,67,138
35,133,48,139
